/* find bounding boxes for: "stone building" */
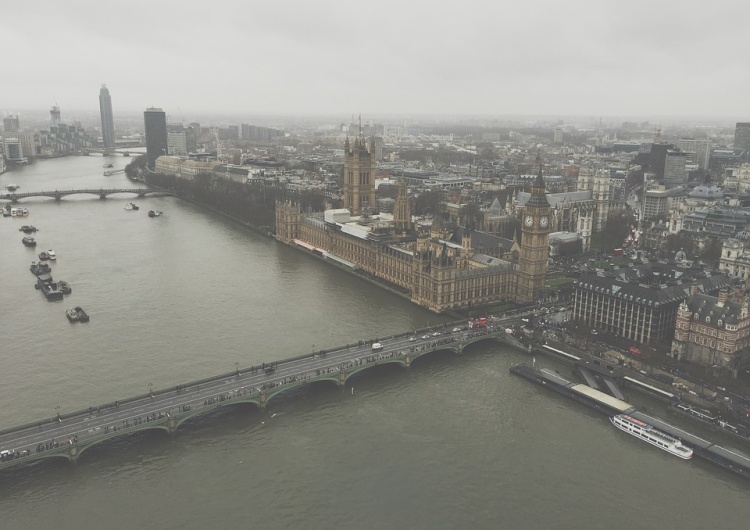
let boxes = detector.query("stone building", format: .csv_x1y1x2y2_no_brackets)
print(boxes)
515,189,594,252
719,238,750,285
275,137,552,312
577,167,612,232
343,136,376,216
573,263,732,345
671,285,750,372
723,164,750,194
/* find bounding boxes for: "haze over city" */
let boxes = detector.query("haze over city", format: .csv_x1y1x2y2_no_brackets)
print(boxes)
4,0,750,120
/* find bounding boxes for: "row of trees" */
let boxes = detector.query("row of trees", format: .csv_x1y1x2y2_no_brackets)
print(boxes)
126,157,325,228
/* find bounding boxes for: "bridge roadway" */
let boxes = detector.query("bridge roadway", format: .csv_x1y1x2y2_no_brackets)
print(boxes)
0,188,172,202
0,325,526,471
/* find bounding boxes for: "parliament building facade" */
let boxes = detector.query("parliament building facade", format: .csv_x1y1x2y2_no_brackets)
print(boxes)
275,136,551,313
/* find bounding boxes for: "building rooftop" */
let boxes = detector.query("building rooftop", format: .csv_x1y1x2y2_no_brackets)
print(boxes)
686,292,743,326
576,263,733,307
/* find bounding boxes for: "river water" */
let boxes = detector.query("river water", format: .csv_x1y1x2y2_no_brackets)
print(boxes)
1,156,748,529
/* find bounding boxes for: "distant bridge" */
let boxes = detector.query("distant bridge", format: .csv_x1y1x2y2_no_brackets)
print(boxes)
86,143,145,155
0,188,172,202
0,326,528,470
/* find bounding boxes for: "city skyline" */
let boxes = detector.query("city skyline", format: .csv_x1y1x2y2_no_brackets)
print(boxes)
3,1,750,120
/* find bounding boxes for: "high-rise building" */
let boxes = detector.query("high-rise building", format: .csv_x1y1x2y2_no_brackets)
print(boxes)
3,115,19,132
167,130,187,156
98,85,115,149
676,138,711,170
664,150,688,189
50,106,61,125
650,142,673,179
734,123,750,154
185,126,197,153
553,127,563,143
3,137,25,162
144,108,168,169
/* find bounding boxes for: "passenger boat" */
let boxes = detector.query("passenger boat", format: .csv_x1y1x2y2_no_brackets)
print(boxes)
66,307,80,322
47,250,57,260
610,414,693,459
38,251,50,260
22,236,37,247
19,225,37,233
12,207,29,217
148,210,163,217
57,280,71,294
124,202,139,211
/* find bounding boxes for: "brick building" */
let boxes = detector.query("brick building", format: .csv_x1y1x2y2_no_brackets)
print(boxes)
671,285,750,372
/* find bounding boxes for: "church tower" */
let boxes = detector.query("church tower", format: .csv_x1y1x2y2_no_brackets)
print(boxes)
516,161,551,304
343,135,377,216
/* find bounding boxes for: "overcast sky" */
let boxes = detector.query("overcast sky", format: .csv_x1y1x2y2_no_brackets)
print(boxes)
4,0,750,121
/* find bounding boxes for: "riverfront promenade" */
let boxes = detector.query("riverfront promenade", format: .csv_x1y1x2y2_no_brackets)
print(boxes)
0,325,524,471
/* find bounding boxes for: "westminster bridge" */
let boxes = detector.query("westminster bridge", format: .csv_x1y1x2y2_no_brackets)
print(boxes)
0,325,528,471
0,188,172,202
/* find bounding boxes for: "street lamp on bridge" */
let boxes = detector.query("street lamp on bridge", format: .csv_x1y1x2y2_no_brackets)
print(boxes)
312,344,315,355
149,382,153,398
55,405,61,423
235,362,240,376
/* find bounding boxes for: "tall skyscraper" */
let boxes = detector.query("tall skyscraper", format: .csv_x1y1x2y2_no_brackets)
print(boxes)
735,123,750,154
50,106,61,125
3,115,19,132
99,84,115,149
144,107,168,169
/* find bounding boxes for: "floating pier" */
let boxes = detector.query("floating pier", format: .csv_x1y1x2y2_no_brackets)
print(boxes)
510,363,750,480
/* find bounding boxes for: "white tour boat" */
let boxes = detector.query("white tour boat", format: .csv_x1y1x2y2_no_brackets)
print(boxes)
611,414,693,459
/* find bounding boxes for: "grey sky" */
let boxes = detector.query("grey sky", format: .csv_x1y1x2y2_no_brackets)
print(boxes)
4,0,750,119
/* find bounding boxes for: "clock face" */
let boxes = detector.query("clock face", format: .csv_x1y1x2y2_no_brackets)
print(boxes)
540,216,549,228
524,215,533,227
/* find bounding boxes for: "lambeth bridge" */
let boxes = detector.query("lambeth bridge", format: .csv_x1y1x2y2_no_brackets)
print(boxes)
0,188,172,202
0,325,528,470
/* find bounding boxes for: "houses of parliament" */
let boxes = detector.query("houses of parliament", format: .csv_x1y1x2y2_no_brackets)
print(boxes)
275,135,552,312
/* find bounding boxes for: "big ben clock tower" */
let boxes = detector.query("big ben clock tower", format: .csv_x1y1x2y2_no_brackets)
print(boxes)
516,161,551,304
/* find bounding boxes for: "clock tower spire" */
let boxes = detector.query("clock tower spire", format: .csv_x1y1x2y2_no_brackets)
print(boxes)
516,155,551,304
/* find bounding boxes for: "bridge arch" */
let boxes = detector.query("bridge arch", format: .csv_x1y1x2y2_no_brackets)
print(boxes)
341,358,409,384
408,346,461,366
75,424,170,459
460,335,505,351
173,398,262,430
263,377,341,408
